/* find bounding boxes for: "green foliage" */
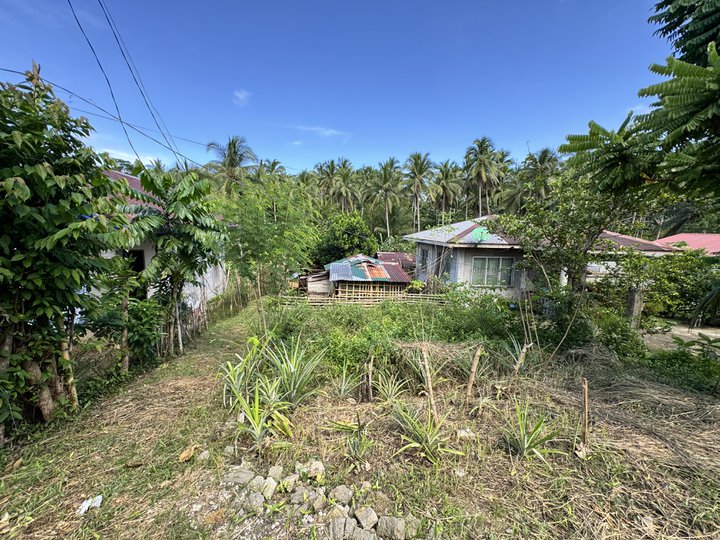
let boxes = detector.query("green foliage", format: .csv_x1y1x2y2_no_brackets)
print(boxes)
325,412,374,470
378,235,414,254
221,178,318,293
312,211,379,265
331,360,361,399
643,348,720,395
592,307,648,361
0,66,132,423
263,336,325,408
374,370,409,404
504,401,562,463
392,403,463,466
651,1,720,67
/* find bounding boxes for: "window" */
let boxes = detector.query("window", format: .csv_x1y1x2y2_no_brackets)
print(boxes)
419,248,429,271
471,256,514,287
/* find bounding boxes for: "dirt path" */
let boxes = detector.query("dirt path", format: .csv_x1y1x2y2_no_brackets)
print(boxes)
0,314,250,539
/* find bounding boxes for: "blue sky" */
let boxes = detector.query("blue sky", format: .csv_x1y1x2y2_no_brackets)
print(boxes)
1,0,671,172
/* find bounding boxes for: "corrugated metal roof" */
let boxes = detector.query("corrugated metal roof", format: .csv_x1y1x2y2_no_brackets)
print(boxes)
598,231,677,253
405,217,678,254
377,251,416,268
657,233,720,255
403,216,518,247
324,254,410,283
104,170,161,210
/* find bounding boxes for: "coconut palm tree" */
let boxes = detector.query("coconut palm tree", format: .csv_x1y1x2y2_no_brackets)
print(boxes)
404,152,434,232
429,160,463,220
463,137,502,217
206,136,257,195
332,162,358,212
369,158,403,237
315,159,339,200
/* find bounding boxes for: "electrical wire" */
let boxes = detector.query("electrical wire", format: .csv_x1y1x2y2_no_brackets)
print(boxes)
66,0,143,168
95,0,181,161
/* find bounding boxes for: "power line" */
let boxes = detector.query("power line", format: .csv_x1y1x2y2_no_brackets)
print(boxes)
0,67,208,170
66,0,143,168
67,104,207,146
95,0,181,160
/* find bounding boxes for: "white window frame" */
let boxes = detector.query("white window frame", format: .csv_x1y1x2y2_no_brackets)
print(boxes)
471,256,514,288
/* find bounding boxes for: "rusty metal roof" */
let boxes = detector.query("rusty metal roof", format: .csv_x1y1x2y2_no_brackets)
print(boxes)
324,254,411,284
377,251,416,268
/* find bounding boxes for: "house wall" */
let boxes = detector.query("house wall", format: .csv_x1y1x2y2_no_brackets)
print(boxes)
416,243,527,299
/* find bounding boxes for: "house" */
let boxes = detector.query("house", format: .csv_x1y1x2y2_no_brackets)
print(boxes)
300,254,411,298
404,217,677,298
103,171,228,311
657,233,720,256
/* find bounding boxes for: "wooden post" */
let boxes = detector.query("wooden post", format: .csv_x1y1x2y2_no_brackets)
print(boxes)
367,353,374,402
514,343,532,377
120,297,130,373
581,378,590,447
626,287,644,330
421,345,439,425
465,344,484,407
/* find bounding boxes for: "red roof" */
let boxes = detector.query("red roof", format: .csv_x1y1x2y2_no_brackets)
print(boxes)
104,170,160,210
657,233,720,255
598,231,677,253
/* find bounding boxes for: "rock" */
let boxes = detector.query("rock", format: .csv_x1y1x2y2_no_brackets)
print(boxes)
308,460,325,480
359,481,372,491
326,504,350,520
329,517,358,540
364,491,393,516
377,516,406,540
261,477,277,500
197,449,210,461
291,485,316,505
244,491,265,514
351,528,377,540
248,475,265,493
405,513,421,538
222,445,235,457
354,506,378,530
268,465,284,481
456,428,475,439
313,493,328,512
330,484,354,505
281,473,299,492
295,461,308,476
222,467,255,486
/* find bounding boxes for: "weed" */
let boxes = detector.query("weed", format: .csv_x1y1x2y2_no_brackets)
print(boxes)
392,403,463,466
331,360,362,398
264,335,324,407
374,370,409,404
504,400,562,463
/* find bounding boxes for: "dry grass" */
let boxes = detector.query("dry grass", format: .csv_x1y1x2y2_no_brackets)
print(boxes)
2,313,720,539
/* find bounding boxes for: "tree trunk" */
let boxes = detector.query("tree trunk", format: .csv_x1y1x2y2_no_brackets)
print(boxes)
55,316,78,411
385,203,391,238
120,297,130,373
1,331,11,446
175,289,184,355
25,360,55,422
626,287,644,330
478,183,483,217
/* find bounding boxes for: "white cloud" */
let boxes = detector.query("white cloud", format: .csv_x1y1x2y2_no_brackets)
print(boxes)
290,140,303,146
97,147,167,165
292,125,351,140
233,89,251,106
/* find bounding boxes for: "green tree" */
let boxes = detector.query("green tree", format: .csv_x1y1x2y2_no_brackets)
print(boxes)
369,158,403,237
206,135,257,195
650,0,720,66
0,67,131,432
313,212,379,265
404,152,434,232
129,169,226,356
429,160,463,220
464,137,502,217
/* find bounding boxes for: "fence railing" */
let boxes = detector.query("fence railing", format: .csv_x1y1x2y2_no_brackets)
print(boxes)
277,292,448,306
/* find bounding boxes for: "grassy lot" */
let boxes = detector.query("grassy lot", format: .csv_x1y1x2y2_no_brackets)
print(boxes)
2,304,720,539
0,314,251,539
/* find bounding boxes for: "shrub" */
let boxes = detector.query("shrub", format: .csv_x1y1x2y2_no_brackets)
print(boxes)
643,348,720,395
592,307,647,361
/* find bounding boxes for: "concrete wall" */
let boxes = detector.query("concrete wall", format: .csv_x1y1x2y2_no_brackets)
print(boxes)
415,243,527,299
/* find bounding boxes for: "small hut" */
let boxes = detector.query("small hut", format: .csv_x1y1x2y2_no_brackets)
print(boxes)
324,254,411,299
